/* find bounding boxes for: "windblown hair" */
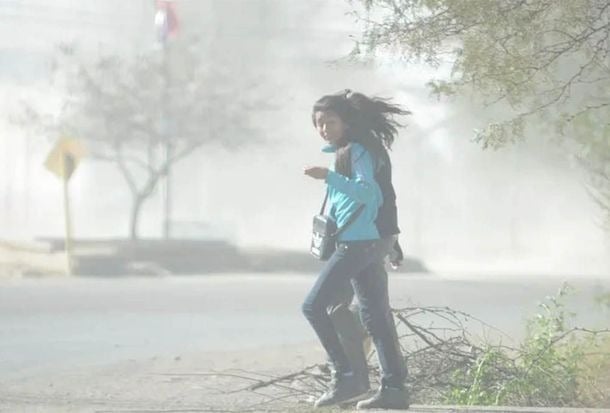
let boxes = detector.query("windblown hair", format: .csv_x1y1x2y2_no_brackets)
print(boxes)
312,89,410,177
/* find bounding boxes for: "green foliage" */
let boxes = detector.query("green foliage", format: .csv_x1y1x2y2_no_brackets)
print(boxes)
473,118,525,150
512,284,583,405
352,0,610,227
447,346,512,405
444,284,609,407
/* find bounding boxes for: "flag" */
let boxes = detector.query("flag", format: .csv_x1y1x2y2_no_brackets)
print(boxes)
155,0,179,43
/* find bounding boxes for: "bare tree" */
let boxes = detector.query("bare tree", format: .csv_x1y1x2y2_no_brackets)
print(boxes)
18,41,267,240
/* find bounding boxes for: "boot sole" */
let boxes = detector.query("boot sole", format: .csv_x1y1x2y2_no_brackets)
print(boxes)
356,400,410,410
337,390,373,406
315,389,370,408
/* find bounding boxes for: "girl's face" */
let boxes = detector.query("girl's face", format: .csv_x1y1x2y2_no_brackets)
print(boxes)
314,110,348,146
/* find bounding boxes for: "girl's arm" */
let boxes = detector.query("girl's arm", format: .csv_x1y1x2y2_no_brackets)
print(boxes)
325,145,381,206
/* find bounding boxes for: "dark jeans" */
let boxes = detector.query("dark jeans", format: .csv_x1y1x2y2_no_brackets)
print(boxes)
328,236,408,388
302,237,407,387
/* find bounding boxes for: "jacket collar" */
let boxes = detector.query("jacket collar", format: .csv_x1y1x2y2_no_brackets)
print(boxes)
321,144,336,153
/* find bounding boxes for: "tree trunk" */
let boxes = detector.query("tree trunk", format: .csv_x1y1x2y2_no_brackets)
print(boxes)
117,154,166,241
129,195,145,241
128,174,163,241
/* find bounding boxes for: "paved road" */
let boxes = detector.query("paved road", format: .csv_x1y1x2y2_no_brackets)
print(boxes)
0,273,608,380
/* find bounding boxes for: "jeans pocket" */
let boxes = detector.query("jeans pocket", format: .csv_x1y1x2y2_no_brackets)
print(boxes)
337,243,349,253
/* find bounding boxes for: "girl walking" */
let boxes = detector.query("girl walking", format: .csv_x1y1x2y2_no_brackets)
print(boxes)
302,90,410,409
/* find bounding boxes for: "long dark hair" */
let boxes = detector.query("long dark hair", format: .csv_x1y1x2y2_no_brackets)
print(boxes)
312,89,410,177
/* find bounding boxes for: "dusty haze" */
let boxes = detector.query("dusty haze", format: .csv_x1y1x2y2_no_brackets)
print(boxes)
0,0,608,276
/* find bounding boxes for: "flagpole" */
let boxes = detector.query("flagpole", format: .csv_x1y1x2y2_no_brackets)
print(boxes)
155,0,178,240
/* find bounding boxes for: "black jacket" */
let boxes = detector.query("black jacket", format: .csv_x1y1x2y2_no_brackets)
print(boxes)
375,148,400,238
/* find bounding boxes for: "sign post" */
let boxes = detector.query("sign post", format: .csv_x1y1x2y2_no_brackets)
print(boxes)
44,138,86,276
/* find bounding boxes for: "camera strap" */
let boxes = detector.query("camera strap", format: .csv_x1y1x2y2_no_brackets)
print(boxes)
318,188,365,237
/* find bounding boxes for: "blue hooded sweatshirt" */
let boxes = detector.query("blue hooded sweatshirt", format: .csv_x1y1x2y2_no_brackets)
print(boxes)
323,142,382,242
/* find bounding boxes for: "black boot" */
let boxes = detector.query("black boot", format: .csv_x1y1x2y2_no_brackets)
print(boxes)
314,371,368,408
356,384,409,410
329,300,372,393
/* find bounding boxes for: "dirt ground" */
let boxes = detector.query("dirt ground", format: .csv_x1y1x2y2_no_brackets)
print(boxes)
0,341,332,413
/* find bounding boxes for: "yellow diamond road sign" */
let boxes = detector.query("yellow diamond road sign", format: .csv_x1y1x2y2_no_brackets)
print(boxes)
45,137,86,181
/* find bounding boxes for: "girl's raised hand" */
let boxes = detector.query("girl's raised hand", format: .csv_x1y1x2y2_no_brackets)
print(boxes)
304,166,329,180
